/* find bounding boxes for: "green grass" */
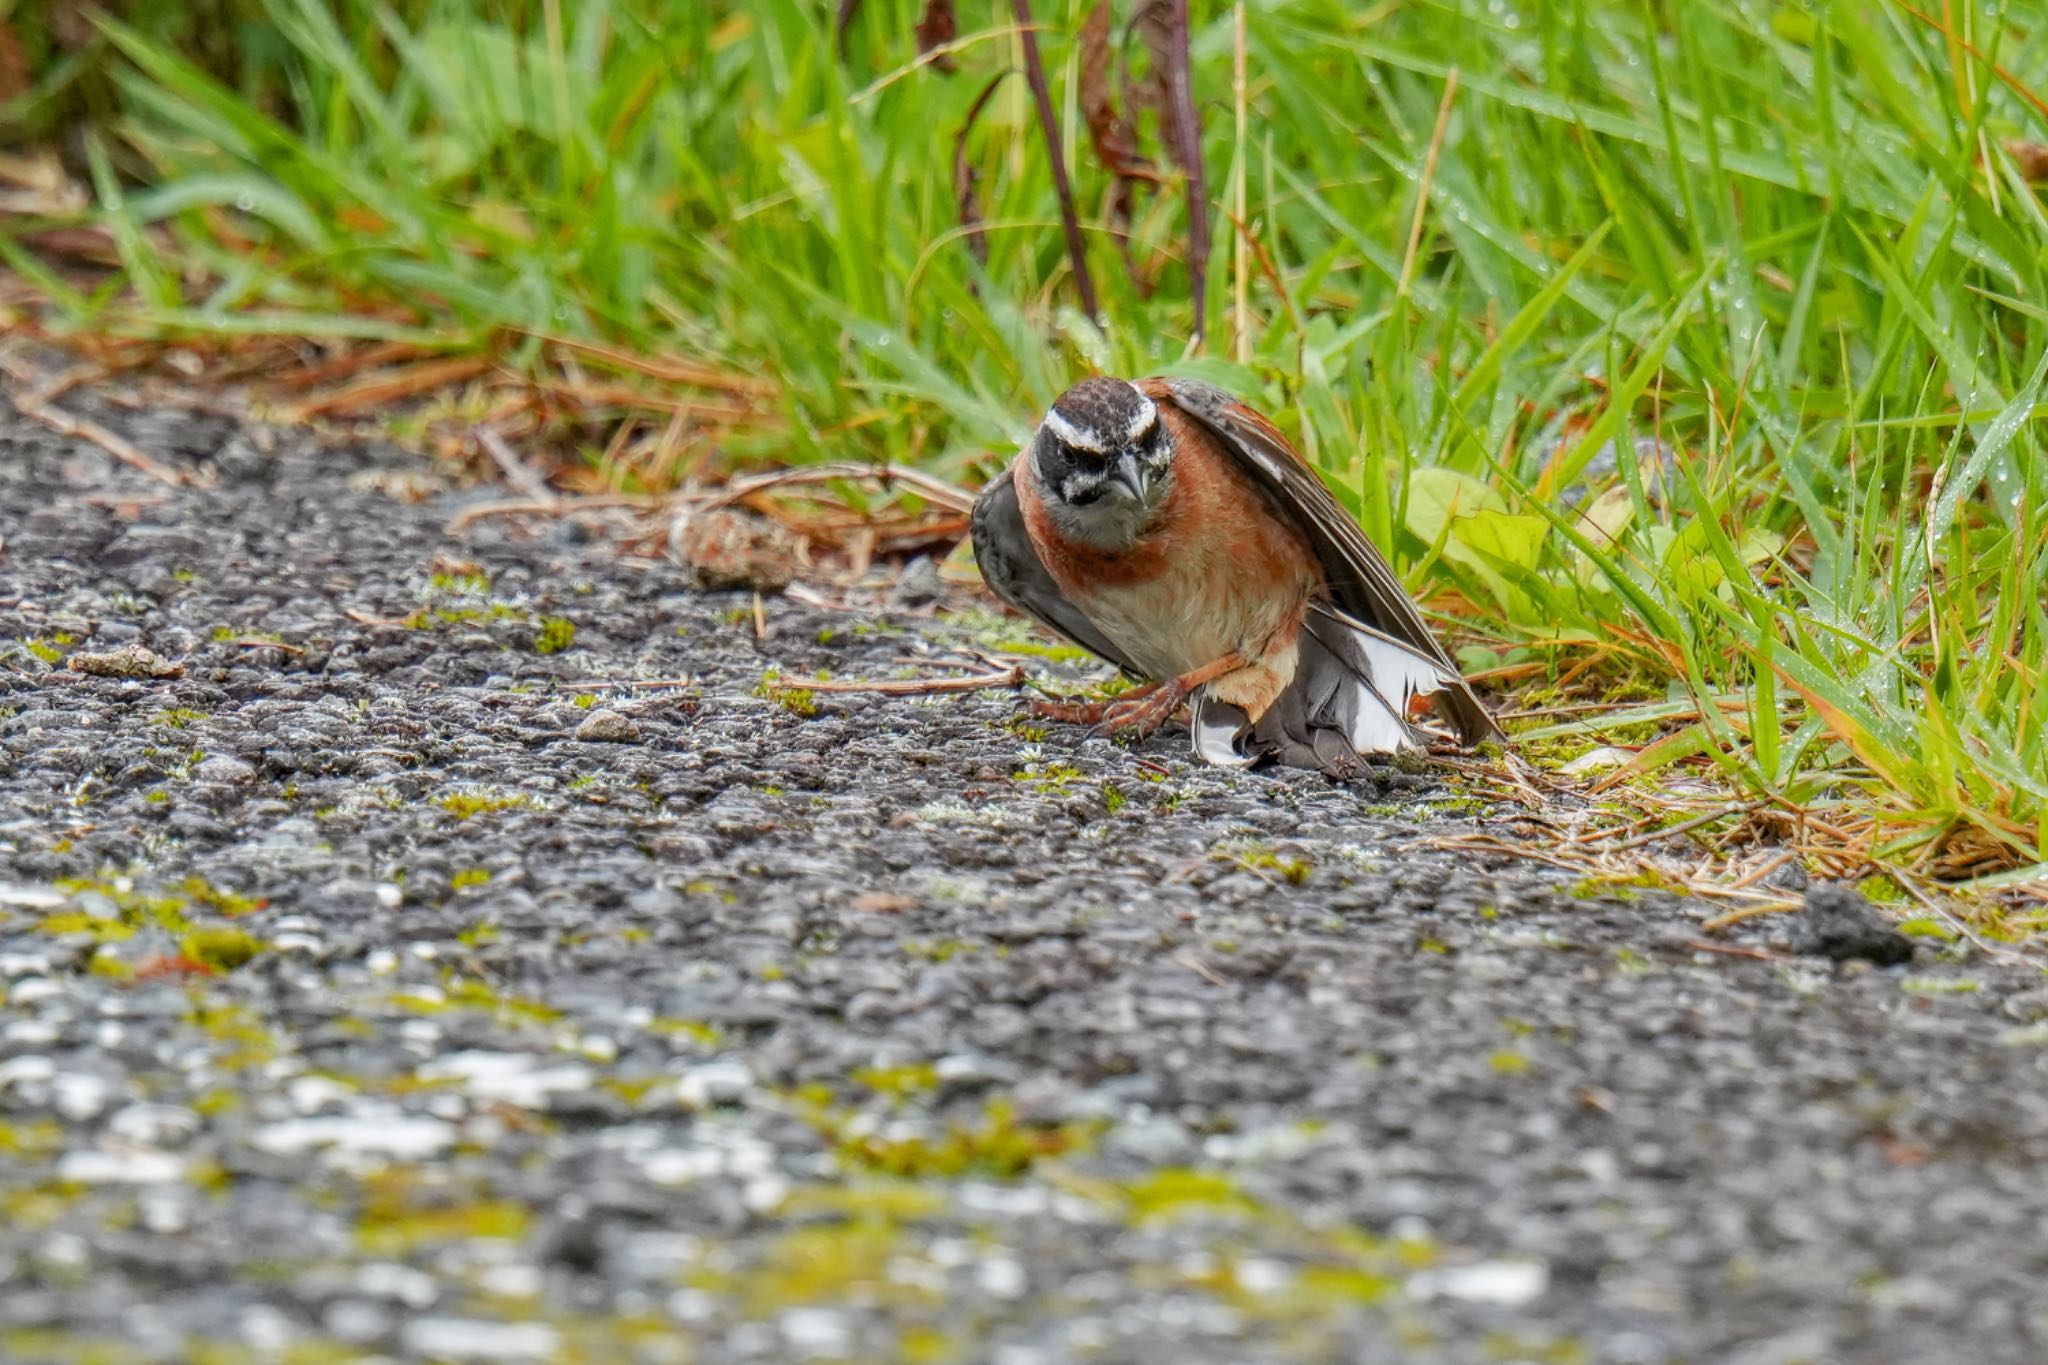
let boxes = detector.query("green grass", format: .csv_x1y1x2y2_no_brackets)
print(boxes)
6,0,2048,883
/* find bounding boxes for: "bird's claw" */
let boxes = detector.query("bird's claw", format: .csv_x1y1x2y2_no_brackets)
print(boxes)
1027,683,1160,727
1084,682,1190,742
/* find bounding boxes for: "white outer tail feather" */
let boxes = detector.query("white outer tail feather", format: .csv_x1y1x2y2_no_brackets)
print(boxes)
1189,604,1460,767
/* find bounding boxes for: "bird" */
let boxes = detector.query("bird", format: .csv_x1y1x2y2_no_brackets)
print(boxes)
970,375,1501,774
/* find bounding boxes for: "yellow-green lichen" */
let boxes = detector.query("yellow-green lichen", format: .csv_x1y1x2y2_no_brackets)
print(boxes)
436,789,531,820
532,617,577,654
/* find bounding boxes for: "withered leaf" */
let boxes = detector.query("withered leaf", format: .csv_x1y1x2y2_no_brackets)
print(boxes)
915,0,959,73
1081,2,1153,181
2008,139,2048,183
1136,0,1209,343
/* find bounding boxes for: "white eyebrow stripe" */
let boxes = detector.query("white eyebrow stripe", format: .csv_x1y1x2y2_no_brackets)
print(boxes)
1042,408,1105,452
1127,398,1157,442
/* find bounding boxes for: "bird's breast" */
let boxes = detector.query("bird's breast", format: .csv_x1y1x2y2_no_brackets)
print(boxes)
1017,429,1321,683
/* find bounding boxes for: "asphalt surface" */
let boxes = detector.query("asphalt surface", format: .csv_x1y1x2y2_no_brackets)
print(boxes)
2,387,2046,1365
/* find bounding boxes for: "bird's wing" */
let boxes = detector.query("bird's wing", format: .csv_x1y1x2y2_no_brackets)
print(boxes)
1142,376,1502,745
969,464,1144,677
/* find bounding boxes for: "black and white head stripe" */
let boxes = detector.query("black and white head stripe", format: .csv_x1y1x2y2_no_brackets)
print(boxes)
1045,376,1156,454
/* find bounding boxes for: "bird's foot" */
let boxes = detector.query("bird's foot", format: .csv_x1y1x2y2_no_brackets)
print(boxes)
1027,682,1160,727
1083,651,1250,743
1085,683,1189,741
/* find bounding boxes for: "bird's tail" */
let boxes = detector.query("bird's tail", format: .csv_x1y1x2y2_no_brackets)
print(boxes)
1190,603,1463,772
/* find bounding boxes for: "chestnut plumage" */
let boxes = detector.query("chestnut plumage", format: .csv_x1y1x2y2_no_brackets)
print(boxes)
971,376,1500,773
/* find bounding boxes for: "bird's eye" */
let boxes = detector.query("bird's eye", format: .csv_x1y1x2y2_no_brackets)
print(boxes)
1059,437,1108,467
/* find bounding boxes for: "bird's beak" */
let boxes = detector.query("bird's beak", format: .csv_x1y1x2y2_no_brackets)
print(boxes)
1109,450,1150,503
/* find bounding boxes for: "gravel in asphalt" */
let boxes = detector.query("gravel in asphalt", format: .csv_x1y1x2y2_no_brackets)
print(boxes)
2,388,2046,1364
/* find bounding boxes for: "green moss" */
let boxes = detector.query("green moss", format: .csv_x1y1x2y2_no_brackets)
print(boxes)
34,876,263,947
1296,1264,1400,1304
22,638,64,664
389,972,563,1025
450,868,493,890
37,911,136,942
358,1197,530,1255
150,708,207,728
595,1075,663,1107
852,1062,939,1098
184,1001,278,1067
1225,840,1312,885
87,953,135,981
900,938,976,963
1001,714,1050,742
2,1327,153,1364
648,1017,724,1047
1896,917,1958,941
181,877,264,916
778,1182,950,1222
1103,787,1127,814
1509,733,1606,772
1488,1048,1532,1075
1013,761,1083,792
752,672,818,717
429,570,492,594
720,1219,939,1316
900,1326,962,1364
179,926,265,972
1900,976,1980,996
435,789,531,819
532,616,578,654
1567,869,1669,901
818,1099,1094,1180
191,1089,241,1118
1123,1168,1259,1222
0,1120,63,1159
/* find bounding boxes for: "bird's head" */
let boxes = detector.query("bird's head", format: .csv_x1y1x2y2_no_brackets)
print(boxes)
1031,376,1174,548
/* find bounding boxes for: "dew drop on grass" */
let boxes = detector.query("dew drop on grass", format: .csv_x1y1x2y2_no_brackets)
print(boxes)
235,194,255,213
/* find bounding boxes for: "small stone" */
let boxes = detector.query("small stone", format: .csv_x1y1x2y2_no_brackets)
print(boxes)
250,1115,456,1160
196,756,258,785
1409,1258,1550,1306
1787,884,1913,965
55,1150,188,1184
66,643,185,678
400,1318,561,1361
674,1060,754,1109
1559,746,1634,776
890,555,943,607
575,709,642,743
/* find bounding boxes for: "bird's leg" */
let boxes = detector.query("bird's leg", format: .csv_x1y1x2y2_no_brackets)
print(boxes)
1028,681,1160,726
1087,650,1248,741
